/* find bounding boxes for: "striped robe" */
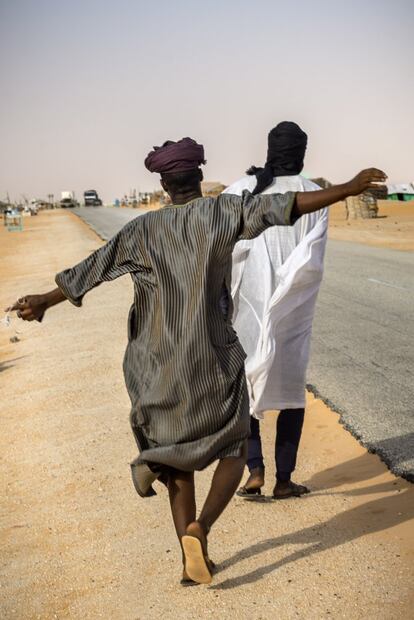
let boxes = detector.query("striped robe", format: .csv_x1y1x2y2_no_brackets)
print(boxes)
55,191,295,490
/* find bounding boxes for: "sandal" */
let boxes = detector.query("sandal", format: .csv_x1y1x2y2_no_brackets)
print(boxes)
236,486,262,497
236,466,264,497
180,558,216,587
180,570,199,587
182,522,212,585
271,481,310,500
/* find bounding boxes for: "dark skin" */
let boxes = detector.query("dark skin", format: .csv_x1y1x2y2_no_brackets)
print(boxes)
243,465,307,498
6,166,387,584
160,169,204,205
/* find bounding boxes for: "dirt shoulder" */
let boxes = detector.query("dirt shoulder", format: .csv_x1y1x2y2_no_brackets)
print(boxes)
328,199,414,252
1,210,413,620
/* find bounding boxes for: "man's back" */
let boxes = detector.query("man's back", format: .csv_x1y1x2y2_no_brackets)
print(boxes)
225,174,325,259
223,174,328,414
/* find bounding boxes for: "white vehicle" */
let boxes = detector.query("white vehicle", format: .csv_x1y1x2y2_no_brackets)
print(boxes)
60,191,77,208
61,191,74,201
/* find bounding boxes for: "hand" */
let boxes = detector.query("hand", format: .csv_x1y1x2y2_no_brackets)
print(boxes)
346,168,387,196
6,295,48,322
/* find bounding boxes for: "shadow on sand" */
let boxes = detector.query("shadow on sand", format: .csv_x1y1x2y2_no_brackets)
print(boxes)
304,437,414,485
212,455,414,590
0,356,25,373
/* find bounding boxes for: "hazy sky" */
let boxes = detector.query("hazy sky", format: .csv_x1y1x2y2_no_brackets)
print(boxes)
1,0,413,202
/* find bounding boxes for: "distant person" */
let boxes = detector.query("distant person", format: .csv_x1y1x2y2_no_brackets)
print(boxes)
223,122,328,499
7,136,386,585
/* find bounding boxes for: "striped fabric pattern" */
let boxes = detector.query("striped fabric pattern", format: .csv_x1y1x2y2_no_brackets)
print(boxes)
56,191,295,488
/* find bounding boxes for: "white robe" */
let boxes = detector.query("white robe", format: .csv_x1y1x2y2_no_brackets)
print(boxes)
223,175,328,417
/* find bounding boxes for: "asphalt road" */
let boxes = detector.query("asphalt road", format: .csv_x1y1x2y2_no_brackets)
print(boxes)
73,207,414,481
72,205,150,240
307,240,414,481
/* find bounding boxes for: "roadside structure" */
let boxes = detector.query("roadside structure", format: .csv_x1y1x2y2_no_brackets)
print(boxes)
310,177,332,189
345,186,388,220
387,183,414,201
201,181,226,196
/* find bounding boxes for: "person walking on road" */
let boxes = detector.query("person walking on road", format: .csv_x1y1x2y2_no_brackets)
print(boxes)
7,136,386,585
224,122,328,499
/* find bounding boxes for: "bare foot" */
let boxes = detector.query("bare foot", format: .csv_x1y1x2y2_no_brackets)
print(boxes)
236,466,265,496
186,521,208,555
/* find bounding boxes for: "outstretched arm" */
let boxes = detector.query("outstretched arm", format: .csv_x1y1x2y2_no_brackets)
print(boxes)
230,167,387,241
292,168,387,219
7,288,67,322
6,217,147,322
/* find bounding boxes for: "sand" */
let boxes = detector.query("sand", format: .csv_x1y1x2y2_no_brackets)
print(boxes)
328,200,414,252
1,210,413,620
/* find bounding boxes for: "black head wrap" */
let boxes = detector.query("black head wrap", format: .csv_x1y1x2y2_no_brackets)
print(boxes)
247,121,308,195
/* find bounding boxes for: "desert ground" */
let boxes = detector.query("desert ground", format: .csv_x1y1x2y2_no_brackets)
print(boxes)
328,199,414,252
1,208,413,619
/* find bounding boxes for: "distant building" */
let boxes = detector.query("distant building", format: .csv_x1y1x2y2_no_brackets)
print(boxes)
387,183,414,201
366,186,388,200
310,177,332,189
201,181,227,197
0,200,11,214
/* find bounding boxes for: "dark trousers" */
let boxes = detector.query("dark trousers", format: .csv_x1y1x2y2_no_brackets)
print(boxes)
247,408,305,482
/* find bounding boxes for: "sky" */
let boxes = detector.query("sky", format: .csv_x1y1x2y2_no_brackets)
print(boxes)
0,0,413,203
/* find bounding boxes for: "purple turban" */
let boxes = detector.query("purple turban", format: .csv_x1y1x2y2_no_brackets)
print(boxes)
145,137,206,174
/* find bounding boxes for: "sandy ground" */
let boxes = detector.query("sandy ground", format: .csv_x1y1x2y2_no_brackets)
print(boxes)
1,211,413,620
328,200,414,252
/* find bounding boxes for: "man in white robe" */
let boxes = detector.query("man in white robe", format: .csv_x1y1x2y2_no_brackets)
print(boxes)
223,121,328,499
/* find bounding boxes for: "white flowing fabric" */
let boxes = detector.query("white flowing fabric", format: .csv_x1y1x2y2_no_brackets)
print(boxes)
223,175,328,417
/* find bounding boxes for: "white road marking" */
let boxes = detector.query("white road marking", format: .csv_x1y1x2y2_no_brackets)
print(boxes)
367,278,408,291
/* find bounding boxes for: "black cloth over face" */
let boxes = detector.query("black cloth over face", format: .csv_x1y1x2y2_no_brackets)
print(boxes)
247,121,308,195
